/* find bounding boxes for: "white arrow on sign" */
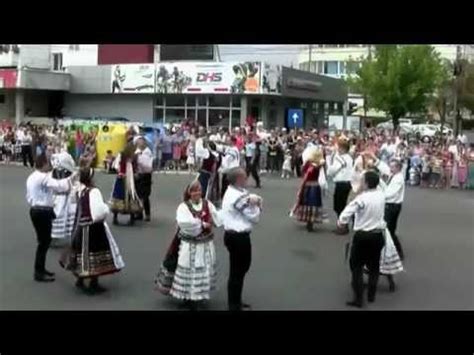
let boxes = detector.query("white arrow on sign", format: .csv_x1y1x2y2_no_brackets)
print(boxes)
292,113,299,124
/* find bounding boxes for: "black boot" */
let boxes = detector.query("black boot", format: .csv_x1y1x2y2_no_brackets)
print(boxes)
75,278,86,290
387,275,396,292
306,222,314,232
34,272,55,282
87,277,107,295
113,213,119,225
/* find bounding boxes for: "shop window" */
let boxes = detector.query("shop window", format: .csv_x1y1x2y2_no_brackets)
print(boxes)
209,109,229,128
196,95,206,107
197,109,207,127
231,95,241,108
166,108,185,125
165,95,185,107
155,95,164,106
154,108,164,123
208,95,229,108
231,110,241,129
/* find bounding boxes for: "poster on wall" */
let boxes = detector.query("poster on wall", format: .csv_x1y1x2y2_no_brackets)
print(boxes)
0,69,18,88
347,116,361,132
261,63,282,94
328,115,344,132
155,62,261,94
111,64,155,93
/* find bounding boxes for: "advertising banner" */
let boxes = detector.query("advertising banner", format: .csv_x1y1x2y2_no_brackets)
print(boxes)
261,63,282,94
155,61,261,94
111,64,155,93
0,69,18,88
111,62,263,95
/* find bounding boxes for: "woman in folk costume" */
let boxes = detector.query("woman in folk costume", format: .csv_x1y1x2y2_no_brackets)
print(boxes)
60,168,124,295
290,145,328,232
155,179,221,310
110,143,142,225
197,141,220,204
50,152,78,246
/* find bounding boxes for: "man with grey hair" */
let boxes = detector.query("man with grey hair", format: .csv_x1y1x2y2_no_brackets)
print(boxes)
221,167,262,311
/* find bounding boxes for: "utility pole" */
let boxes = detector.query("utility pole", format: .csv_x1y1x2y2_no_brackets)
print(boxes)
308,44,313,72
453,45,463,137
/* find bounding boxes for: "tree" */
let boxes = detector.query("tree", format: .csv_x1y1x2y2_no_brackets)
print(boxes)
352,45,446,129
431,59,454,133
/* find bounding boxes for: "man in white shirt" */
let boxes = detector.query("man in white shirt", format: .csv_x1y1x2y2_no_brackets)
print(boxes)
327,139,353,233
219,136,241,199
457,132,468,145
20,128,34,168
221,167,262,311
26,154,76,282
134,136,154,221
375,158,406,260
337,171,386,308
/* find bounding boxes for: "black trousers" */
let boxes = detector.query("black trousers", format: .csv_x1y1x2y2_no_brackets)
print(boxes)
221,174,230,199
333,181,352,217
267,154,278,172
384,203,403,258
30,207,55,274
349,230,385,303
246,158,261,187
136,173,152,217
22,145,34,167
224,231,252,310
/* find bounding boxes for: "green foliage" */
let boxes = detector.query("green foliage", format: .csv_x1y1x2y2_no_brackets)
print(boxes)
352,45,446,127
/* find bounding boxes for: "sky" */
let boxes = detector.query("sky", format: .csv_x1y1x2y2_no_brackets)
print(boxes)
218,45,304,66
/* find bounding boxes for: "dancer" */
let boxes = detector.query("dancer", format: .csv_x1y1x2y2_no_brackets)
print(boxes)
26,154,77,282
290,146,327,232
337,170,386,308
134,136,154,222
155,179,221,310
50,152,78,246
220,136,241,199
221,167,262,311
110,144,142,225
327,137,353,234
60,167,124,295
196,140,218,201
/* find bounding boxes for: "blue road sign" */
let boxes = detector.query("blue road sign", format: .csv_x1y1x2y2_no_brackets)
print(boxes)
287,109,304,128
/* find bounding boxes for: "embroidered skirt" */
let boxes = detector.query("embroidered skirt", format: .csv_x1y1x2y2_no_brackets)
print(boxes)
291,183,323,223
110,175,142,214
60,222,124,278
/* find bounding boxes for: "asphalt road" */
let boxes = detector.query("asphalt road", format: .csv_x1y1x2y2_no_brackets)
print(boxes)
0,166,473,310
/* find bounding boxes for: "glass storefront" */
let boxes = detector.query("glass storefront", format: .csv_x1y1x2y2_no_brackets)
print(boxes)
154,94,241,130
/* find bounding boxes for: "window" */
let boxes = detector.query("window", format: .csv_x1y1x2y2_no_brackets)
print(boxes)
52,52,63,71
165,109,186,125
0,94,5,104
165,95,185,107
339,61,346,75
231,95,241,108
324,61,338,75
69,45,80,51
208,95,229,108
310,61,317,73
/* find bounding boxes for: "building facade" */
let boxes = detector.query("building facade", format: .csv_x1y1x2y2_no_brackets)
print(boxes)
1,45,347,128
298,45,474,80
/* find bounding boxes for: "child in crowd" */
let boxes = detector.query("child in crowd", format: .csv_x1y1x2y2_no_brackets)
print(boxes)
281,149,293,179
457,154,468,189
104,150,116,173
186,138,196,173
420,153,431,188
430,154,443,188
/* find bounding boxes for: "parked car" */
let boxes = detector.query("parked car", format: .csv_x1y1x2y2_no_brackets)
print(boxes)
376,120,412,134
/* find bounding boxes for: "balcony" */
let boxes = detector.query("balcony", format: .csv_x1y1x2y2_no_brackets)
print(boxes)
0,51,19,68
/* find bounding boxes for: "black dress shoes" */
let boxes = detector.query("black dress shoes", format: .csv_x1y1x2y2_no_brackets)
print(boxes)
346,300,363,308
34,273,55,282
44,270,55,277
